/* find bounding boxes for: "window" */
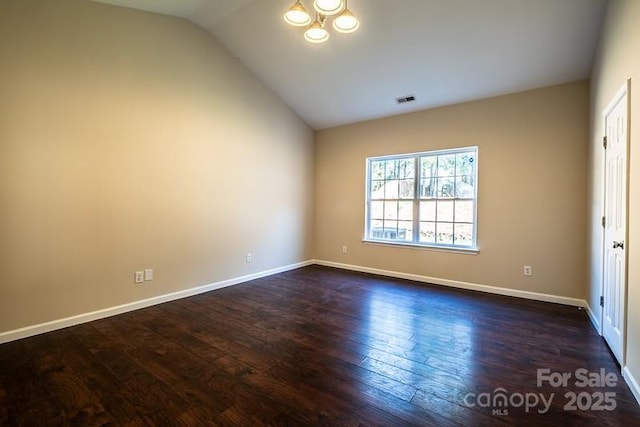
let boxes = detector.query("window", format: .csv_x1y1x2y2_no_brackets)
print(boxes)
365,147,478,250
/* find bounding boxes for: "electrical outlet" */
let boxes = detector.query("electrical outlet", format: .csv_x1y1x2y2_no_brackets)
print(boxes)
134,271,144,284
342,245,348,254
144,269,153,281
246,252,252,263
523,265,532,277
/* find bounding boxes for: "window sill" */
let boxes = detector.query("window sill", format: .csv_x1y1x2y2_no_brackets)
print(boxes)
362,239,479,255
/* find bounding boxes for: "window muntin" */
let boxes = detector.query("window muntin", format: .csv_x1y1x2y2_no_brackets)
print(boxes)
366,147,478,250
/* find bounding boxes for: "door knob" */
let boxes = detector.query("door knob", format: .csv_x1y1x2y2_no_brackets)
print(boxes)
613,241,624,249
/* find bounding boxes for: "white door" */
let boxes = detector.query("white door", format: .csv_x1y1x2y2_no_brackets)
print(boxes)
602,81,629,365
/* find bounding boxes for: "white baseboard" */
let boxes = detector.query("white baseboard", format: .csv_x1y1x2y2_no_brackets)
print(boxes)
0,260,313,345
585,301,602,335
314,260,586,307
0,259,591,345
623,366,640,405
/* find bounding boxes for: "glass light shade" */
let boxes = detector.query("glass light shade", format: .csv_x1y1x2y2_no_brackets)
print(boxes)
313,0,344,16
333,8,359,33
284,1,311,27
304,20,329,43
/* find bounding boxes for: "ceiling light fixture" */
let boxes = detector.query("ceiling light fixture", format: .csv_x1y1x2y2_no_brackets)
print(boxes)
284,0,359,43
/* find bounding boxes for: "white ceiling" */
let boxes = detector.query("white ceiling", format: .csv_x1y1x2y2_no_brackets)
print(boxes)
92,0,608,129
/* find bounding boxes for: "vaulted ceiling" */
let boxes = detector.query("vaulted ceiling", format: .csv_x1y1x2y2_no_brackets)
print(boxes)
92,0,608,129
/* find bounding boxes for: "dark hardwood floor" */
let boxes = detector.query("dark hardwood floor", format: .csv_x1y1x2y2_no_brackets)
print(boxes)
1,265,639,426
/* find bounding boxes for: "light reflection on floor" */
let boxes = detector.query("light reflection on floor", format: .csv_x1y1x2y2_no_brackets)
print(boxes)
361,284,476,415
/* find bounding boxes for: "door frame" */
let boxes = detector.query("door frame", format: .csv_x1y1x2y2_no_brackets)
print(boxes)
600,79,631,366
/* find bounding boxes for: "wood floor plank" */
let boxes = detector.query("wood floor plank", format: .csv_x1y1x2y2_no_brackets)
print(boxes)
1,265,639,425
0,339,67,426
63,326,149,425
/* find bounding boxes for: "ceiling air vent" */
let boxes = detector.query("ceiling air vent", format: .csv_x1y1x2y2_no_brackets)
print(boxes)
396,95,416,104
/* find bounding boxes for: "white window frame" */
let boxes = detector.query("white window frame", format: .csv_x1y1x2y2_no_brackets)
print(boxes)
364,146,479,252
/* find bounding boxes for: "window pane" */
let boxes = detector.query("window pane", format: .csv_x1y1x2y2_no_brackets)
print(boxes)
420,222,435,243
437,177,455,198
420,178,436,198
454,200,474,223
384,180,399,199
399,179,414,198
385,160,398,179
456,152,476,176
370,201,384,220
398,221,413,241
384,201,398,219
398,158,415,179
398,201,413,220
436,222,454,244
437,154,456,177
371,161,385,180
436,200,454,222
421,156,436,178
455,176,475,198
371,180,385,198
369,220,383,238
454,223,474,246
420,201,436,221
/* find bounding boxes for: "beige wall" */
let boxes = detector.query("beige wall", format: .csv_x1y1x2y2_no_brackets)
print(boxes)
0,0,314,333
589,0,640,389
316,82,589,299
